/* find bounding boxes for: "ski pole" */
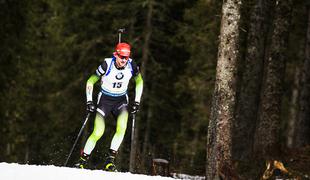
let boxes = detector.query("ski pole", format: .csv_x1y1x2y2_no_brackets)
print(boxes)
118,28,125,43
129,113,136,172
64,112,91,166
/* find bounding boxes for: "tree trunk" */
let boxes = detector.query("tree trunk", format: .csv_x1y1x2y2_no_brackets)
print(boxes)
130,0,153,173
254,0,293,159
233,0,267,161
206,0,241,179
287,67,300,148
140,0,154,171
141,98,153,173
294,6,310,147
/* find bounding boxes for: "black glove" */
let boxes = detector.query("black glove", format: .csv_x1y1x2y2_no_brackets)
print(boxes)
86,101,96,112
130,102,140,114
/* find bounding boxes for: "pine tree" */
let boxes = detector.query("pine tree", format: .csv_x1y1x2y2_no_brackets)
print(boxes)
206,0,242,179
254,0,293,159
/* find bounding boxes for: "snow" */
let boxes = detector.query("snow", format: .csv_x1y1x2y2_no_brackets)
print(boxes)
0,162,176,180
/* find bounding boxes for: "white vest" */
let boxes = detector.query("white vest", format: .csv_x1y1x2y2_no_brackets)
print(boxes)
100,57,133,96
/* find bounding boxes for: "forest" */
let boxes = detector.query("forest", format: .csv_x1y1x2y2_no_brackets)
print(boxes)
1,0,310,179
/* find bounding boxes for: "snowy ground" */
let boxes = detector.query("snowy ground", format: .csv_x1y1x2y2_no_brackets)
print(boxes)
0,162,176,180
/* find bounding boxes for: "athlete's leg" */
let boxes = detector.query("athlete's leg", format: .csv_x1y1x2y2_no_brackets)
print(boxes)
83,112,105,154
110,110,128,151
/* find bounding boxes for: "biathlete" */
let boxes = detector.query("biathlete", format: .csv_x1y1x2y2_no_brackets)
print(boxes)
75,42,143,171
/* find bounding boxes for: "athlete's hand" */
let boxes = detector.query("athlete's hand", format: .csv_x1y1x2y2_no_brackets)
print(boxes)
86,101,96,112
130,102,140,114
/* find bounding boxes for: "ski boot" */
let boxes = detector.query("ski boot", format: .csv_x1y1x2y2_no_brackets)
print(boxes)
103,149,117,172
74,152,89,169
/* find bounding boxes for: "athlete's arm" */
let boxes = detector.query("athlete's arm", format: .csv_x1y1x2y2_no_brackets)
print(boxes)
86,75,100,102
86,61,108,102
131,61,143,103
134,73,143,103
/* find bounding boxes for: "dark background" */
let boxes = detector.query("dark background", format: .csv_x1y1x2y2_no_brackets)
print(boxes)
0,0,309,177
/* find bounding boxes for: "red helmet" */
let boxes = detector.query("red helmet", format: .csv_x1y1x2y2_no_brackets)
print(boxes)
115,43,131,57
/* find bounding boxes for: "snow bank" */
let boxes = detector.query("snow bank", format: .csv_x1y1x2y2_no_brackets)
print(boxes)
0,162,176,180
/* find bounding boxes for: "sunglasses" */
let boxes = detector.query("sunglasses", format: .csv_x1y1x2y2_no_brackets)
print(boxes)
118,55,129,60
